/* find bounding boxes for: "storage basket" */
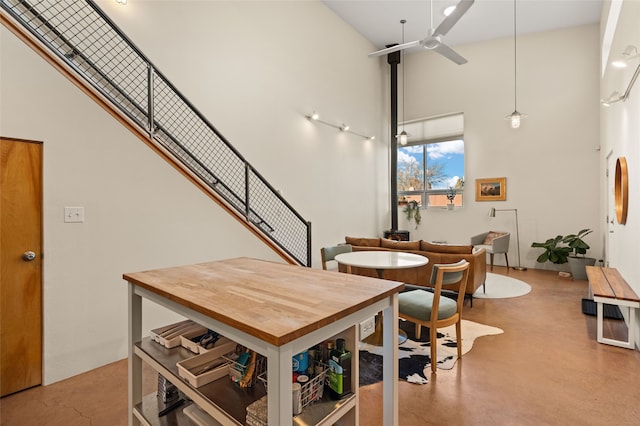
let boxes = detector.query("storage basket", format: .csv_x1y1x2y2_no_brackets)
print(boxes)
257,362,328,409
223,351,266,388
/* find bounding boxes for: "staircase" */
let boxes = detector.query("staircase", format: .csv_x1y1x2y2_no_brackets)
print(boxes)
0,0,311,266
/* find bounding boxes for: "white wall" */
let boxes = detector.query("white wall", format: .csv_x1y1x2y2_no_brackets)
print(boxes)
0,1,386,384
96,0,389,250
389,24,601,271
599,0,640,347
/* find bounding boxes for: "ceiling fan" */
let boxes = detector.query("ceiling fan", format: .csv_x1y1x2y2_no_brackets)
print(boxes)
368,0,475,65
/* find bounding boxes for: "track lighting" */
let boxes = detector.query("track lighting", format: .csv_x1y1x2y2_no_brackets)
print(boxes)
601,50,640,107
612,45,638,68
600,91,622,107
305,112,374,140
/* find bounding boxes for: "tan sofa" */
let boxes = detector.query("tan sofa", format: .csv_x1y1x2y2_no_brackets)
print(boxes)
341,237,487,304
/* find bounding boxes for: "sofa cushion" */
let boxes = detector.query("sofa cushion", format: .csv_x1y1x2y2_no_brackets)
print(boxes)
483,231,507,244
398,289,457,321
345,236,381,247
420,241,473,254
380,239,421,250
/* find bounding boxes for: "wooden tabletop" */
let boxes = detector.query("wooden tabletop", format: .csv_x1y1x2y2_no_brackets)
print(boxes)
124,257,404,346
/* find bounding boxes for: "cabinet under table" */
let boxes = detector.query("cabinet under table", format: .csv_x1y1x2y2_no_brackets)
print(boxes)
124,257,404,425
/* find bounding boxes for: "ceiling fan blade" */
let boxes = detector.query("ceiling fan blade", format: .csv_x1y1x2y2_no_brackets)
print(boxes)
368,40,421,57
433,0,475,37
432,42,468,65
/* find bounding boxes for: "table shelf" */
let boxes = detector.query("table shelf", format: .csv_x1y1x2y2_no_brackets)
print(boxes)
135,337,266,425
134,394,201,426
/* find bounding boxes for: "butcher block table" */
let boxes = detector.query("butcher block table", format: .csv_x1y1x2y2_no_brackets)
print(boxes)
124,257,404,426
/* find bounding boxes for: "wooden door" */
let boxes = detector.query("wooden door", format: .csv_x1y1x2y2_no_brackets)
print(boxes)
1,137,43,396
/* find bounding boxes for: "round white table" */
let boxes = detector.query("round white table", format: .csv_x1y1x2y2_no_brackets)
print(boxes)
335,251,429,279
335,251,429,345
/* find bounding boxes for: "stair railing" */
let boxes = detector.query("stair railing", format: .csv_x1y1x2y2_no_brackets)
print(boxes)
1,0,311,266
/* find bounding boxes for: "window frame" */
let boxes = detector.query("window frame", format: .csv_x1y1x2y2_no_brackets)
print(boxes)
397,133,465,209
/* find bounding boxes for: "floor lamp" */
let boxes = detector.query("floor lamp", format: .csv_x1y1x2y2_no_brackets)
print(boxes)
489,207,527,271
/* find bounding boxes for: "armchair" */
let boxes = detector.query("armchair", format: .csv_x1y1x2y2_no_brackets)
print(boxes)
471,231,510,273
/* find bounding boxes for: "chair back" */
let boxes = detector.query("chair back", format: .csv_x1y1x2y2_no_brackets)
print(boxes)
429,259,470,322
490,232,510,254
320,244,352,270
470,231,510,253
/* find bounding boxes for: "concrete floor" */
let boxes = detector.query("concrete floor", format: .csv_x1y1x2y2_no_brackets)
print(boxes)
1,267,639,425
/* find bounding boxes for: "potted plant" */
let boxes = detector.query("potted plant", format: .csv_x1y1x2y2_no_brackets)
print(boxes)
531,229,595,280
563,229,596,280
403,200,421,229
446,187,456,210
531,235,573,265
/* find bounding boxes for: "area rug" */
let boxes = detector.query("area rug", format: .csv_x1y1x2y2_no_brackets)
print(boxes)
473,272,531,299
359,319,503,385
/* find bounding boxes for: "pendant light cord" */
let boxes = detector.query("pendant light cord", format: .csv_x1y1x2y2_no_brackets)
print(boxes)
401,20,406,131
513,0,517,111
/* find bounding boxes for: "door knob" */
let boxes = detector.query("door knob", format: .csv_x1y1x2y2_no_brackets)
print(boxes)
22,251,36,261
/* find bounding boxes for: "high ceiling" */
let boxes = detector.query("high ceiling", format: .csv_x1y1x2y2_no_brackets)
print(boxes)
323,0,603,54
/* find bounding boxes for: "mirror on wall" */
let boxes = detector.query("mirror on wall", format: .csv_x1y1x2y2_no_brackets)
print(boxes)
615,156,628,225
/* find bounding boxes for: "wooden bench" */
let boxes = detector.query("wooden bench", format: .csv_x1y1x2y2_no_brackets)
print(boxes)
586,266,640,349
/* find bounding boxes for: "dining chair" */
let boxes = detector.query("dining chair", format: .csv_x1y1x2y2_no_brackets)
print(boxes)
320,244,352,271
398,259,470,374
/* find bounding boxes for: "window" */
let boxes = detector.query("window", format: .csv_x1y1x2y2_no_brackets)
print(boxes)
397,114,464,208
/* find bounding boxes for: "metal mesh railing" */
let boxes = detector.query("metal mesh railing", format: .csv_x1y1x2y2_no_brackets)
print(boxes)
1,0,311,266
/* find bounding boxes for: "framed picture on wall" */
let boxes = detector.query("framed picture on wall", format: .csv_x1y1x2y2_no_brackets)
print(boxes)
476,177,507,201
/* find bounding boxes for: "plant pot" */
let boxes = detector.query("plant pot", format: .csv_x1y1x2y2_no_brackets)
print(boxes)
567,256,596,280
446,204,454,210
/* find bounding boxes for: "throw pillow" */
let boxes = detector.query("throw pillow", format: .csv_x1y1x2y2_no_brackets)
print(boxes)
380,239,421,250
483,231,507,245
345,236,381,247
420,241,473,254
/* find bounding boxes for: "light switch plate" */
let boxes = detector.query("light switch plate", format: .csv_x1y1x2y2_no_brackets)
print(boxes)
64,207,85,223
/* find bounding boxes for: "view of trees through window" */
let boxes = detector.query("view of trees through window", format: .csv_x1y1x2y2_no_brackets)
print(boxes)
398,138,465,208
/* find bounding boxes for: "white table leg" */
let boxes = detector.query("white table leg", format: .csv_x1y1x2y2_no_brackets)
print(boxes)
382,294,399,426
128,283,142,426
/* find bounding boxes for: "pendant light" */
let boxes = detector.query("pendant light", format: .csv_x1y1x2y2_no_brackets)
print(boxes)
397,20,408,145
505,0,526,128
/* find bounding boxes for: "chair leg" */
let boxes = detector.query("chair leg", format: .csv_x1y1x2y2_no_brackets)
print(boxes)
489,253,494,271
415,324,422,340
455,320,462,359
430,327,438,374
504,253,509,269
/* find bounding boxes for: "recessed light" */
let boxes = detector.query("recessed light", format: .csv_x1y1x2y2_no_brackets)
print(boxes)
612,60,627,68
